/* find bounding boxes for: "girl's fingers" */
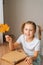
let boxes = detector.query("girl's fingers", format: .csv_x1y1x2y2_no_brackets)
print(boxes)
25,57,33,65
5,35,12,42
26,60,33,65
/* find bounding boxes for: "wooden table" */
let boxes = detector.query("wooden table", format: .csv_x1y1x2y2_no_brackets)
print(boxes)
0,50,29,65
1,59,29,65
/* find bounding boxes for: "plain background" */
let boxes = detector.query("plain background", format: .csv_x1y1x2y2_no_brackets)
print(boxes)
3,0,43,55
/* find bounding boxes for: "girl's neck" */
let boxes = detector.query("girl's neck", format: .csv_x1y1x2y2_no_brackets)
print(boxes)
25,36,34,42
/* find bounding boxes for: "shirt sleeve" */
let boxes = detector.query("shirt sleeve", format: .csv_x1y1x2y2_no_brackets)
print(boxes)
16,35,23,44
34,40,40,51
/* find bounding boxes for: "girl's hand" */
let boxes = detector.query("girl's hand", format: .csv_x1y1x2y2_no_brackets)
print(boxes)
25,56,33,65
5,35,13,43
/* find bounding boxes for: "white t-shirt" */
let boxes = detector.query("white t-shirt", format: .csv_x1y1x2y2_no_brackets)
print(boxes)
16,34,40,56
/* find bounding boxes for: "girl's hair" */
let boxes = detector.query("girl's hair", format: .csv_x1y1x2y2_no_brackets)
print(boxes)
21,21,41,40
37,25,41,40
21,21,36,33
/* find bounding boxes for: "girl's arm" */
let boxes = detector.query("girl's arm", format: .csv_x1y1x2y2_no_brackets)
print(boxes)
25,51,39,65
26,51,39,61
31,51,39,61
9,42,21,51
5,35,21,51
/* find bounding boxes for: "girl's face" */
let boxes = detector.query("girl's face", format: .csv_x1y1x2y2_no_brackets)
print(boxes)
23,24,35,38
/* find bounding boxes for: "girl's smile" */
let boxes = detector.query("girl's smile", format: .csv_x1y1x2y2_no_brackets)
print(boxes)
23,24,35,41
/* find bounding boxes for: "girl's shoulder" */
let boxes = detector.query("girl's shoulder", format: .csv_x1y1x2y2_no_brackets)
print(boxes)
34,37,40,43
34,37,40,41
31,37,40,47
18,34,24,39
19,34,24,38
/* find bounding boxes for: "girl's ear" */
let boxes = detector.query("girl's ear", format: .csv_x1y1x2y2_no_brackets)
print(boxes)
37,25,41,40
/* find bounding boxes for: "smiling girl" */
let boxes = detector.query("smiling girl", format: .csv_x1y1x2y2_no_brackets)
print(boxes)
5,21,41,65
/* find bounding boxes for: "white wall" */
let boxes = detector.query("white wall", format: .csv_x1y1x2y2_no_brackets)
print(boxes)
15,0,43,55
8,0,43,38
4,0,16,34
0,0,4,43
4,0,43,55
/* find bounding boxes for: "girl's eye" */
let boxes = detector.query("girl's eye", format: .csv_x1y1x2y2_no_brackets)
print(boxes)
24,28,34,31
25,29,33,31
29,30,33,31
25,29,28,30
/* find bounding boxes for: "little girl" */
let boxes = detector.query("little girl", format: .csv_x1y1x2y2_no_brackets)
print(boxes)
5,21,41,65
